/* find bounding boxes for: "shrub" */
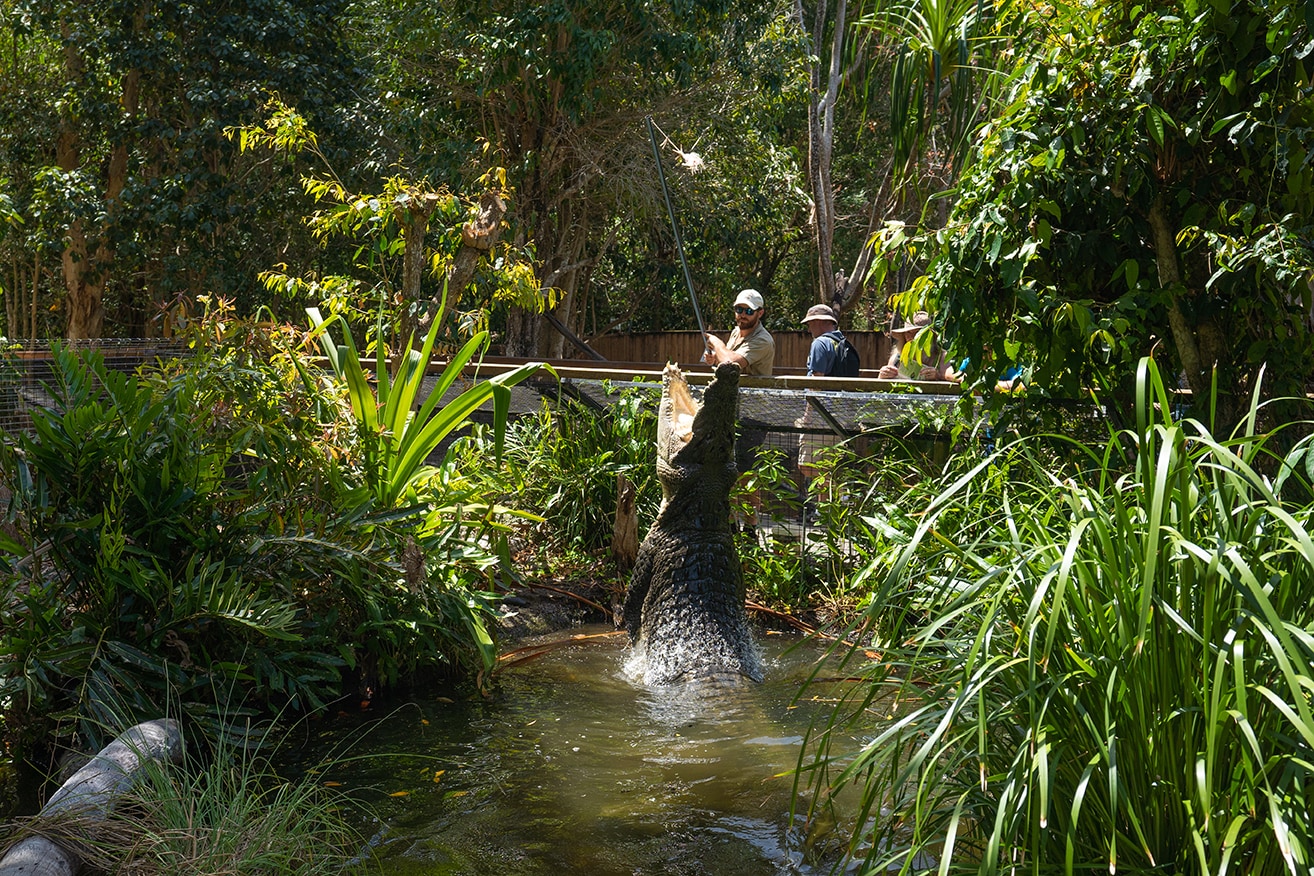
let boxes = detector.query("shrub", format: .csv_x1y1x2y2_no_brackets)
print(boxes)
0,308,545,771
0,343,346,764
459,382,661,554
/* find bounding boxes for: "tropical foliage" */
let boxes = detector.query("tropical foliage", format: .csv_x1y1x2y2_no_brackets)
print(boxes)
355,0,790,355
0,0,888,348
0,304,538,768
0,338,340,758
805,359,1314,873
0,0,362,338
795,0,1003,315
1,2,1313,869
457,382,662,554
305,305,545,509
879,0,1314,429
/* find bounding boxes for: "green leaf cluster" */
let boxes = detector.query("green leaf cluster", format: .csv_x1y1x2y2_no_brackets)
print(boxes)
458,380,660,554
0,341,344,760
0,305,547,769
883,0,1314,425
305,305,547,509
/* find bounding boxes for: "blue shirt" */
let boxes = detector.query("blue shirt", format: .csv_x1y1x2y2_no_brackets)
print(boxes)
807,332,847,376
957,358,1024,384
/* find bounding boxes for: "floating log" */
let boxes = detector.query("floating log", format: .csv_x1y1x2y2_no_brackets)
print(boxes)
0,719,183,876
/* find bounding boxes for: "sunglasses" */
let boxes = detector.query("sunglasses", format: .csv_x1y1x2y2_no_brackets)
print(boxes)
734,306,759,315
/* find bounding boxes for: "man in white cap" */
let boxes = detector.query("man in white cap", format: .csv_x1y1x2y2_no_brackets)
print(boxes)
702,288,775,376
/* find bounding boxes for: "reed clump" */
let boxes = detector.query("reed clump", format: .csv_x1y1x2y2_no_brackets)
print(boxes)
807,358,1314,874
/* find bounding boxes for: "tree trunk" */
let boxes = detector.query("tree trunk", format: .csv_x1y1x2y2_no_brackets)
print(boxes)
833,233,875,316
1147,192,1233,426
504,305,542,357
446,192,506,302
826,162,898,319
612,473,638,572
506,185,598,358
30,252,40,338
6,259,17,339
96,16,142,333
506,218,541,357
61,220,105,340
57,10,134,341
543,206,590,359
798,0,846,306
502,180,555,358
1147,194,1202,385
396,190,508,358
57,23,103,340
393,191,441,363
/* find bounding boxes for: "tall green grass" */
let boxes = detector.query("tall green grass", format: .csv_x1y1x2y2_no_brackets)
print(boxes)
3,719,364,876
804,359,1314,874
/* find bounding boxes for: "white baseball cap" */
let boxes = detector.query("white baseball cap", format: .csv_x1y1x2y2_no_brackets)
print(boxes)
734,289,764,311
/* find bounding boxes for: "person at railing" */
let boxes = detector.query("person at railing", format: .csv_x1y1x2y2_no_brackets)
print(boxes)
946,351,1026,392
796,303,857,527
701,289,775,538
801,304,859,377
878,310,952,381
702,289,775,376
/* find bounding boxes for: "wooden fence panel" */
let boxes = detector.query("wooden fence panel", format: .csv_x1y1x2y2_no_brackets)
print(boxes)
581,331,891,374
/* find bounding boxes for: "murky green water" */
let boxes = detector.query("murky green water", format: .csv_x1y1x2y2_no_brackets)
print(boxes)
285,627,866,875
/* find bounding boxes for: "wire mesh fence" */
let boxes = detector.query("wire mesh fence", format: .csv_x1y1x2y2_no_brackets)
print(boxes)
421,370,969,535
0,339,190,435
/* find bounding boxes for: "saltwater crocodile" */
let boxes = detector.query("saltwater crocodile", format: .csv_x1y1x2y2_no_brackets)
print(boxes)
622,362,763,685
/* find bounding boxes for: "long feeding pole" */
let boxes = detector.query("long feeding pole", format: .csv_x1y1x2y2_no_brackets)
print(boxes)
646,117,708,349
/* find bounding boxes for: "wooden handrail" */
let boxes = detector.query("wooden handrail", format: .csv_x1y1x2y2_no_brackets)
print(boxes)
322,355,965,395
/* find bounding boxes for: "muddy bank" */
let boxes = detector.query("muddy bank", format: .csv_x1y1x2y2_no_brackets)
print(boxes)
494,565,824,652
496,574,619,644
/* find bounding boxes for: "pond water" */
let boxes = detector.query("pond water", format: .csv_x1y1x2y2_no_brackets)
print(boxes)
284,626,869,875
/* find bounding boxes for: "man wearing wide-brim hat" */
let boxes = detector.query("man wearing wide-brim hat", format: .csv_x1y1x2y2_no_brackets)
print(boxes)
801,303,853,377
878,310,949,380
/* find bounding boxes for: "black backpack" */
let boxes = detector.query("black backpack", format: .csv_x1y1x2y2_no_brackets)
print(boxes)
823,331,860,377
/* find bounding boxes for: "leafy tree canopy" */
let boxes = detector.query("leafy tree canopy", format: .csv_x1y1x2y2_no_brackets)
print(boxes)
0,0,365,336
354,0,797,355
883,0,1314,426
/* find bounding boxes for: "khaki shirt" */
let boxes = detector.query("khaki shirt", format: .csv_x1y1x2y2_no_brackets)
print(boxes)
728,321,775,376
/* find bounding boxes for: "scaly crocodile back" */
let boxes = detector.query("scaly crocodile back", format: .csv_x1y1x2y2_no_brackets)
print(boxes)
623,362,763,684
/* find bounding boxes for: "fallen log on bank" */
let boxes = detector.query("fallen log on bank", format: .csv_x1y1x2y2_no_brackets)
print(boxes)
0,719,183,876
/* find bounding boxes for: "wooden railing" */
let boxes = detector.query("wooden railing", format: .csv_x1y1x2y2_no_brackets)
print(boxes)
452,355,963,395
576,330,894,374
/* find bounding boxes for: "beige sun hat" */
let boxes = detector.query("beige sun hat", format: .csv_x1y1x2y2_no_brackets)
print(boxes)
890,310,932,334
802,304,837,324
